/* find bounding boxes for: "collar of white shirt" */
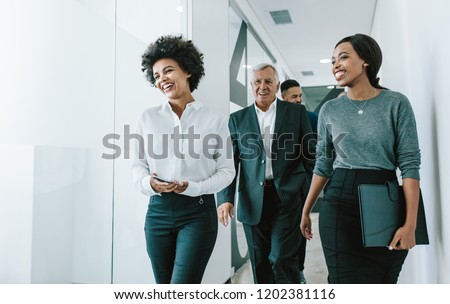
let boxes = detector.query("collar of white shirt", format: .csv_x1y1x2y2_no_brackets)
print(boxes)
163,100,203,113
254,98,277,115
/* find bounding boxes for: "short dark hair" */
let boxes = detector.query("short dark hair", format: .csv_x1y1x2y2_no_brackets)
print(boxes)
280,79,300,93
335,33,386,89
141,35,205,92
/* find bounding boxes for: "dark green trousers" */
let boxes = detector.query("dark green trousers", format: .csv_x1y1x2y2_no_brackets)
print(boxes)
144,193,217,283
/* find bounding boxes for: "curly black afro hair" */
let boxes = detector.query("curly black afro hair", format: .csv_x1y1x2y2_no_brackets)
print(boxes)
141,35,205,92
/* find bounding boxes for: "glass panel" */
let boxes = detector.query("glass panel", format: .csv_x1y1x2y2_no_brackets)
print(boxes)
302,85,344,113
229,8,248,108
0,0,115,283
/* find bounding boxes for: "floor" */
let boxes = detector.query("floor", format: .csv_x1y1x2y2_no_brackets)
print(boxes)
230,213,328,284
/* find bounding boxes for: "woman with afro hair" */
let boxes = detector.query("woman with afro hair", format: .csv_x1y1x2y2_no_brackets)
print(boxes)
131,35,235,283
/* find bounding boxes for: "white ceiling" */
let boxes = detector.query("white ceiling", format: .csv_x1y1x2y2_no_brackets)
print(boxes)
244,0,377,87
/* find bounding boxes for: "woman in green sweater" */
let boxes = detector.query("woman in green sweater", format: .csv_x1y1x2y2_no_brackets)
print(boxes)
300,33,421,283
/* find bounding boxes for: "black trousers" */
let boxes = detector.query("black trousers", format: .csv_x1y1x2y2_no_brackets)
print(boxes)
144,193,217,283
319,168,408,284
243,184,301,284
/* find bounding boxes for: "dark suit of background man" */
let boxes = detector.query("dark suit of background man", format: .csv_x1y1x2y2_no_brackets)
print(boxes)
217,63,315,284
281,79,318,134
280,79,317,284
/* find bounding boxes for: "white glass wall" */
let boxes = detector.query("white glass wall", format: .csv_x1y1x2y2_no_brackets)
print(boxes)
0,0,115,283
0,0,231,284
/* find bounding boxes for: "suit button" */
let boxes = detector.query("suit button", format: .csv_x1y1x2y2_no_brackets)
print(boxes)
260,182,264,186
261,159,265,164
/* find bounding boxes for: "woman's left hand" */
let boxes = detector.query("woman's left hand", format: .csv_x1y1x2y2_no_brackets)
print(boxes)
389,226,416,250
172,181,189,194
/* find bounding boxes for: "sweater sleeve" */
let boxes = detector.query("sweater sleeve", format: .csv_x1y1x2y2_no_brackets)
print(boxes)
394,95,421,180
313,107,335,178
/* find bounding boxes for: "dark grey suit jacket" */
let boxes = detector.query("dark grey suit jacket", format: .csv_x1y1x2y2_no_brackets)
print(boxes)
217,99,315,225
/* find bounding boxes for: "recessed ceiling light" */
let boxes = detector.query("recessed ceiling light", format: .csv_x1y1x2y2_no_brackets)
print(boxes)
176,5,183,12
242,64,252,69
320,59,331,64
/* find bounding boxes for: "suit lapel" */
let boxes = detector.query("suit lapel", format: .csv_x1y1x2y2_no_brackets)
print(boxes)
241,105,264,152
240,101,286,156
274,99,288,135
247,105,261,132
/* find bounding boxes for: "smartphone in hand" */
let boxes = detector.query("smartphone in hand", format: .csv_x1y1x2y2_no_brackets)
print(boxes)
153,176,173,183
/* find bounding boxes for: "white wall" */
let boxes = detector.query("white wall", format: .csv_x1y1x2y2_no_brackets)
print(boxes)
0,0,115,283
372,0,450,283
0,145,34,283
431,0,450,283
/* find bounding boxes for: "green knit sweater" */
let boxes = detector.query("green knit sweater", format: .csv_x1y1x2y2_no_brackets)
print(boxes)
314,89,421,180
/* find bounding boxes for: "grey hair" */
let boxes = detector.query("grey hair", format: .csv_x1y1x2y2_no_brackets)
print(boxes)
252,63,279,83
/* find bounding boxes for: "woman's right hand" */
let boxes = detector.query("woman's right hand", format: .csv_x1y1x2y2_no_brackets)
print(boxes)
300,213,313,240
150,175,178,193
299,174,330,240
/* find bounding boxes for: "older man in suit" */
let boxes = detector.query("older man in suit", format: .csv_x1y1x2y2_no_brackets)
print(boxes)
217,63,315,284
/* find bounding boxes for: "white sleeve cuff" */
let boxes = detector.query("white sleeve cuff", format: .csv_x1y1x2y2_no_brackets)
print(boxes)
141,175,159,196
181,181,201,197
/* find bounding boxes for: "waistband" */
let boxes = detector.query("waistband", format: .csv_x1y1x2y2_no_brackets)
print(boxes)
332,168,397,185
153,192,215,206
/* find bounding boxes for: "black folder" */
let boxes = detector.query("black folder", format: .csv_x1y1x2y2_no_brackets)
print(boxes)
358,181,429,247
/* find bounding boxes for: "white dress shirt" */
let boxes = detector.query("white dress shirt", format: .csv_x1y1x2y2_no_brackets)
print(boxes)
254,99,277,180
131,101,235,197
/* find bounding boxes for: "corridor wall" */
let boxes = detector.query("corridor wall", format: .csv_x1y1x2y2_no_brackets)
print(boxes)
372,0,450,283
0,0,115,283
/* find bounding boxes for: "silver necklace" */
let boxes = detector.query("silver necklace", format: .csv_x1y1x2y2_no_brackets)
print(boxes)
346,88,376,115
